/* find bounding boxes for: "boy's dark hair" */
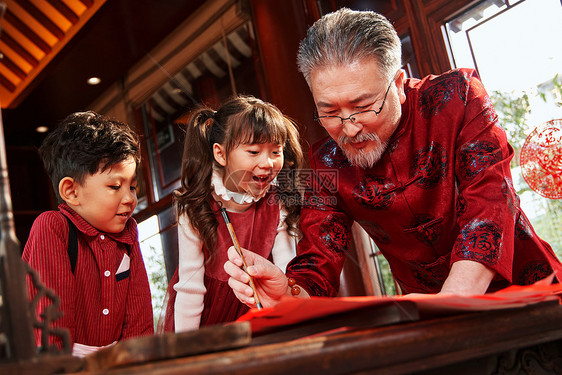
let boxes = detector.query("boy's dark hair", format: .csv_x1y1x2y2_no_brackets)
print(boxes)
39,111,141,203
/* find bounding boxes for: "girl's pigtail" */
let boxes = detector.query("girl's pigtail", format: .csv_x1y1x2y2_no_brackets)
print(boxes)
278,118,305,238
174,108,219,252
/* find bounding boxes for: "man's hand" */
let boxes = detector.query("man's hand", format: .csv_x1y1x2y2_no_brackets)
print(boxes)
224,246,291,308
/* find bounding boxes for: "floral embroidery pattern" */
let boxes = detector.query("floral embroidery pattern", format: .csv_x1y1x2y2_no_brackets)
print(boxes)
352,175,396,210
418,73,455,118
516,261,552,285
456,195,467,218
319,214,351,256
482,95,499,125
317,138,351,168
454,219,502,266
458,140,501,181
288,253,321,273
410,142,448,189
515,213,533,240
501,177,520,218
456,70,471,104
303,278,329,297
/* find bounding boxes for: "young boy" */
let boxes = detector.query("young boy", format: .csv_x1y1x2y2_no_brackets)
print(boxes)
23,111,154,357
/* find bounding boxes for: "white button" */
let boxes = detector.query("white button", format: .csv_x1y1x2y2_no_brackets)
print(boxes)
102,308,109,315
104,270,111,277
100,234,105,240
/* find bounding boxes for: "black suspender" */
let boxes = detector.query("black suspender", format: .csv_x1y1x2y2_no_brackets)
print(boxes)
64,216,130,275
65,216,78,274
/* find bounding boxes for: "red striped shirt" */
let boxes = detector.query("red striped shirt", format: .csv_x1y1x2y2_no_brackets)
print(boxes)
22,203,154,349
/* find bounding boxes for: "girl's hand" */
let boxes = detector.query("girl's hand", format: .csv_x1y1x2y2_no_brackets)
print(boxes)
224,246,289,308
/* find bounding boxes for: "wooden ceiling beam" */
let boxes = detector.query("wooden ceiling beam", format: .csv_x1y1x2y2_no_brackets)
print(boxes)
4,9,51,53
1,32,39,66
0,54,25,79
0,72,17,92
17,0,64,39
46,0,79,25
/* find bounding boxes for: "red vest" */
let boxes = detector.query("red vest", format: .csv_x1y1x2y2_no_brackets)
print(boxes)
161,193,279,331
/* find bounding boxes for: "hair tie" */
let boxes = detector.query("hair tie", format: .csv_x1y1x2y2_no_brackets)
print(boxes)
206,111,220,145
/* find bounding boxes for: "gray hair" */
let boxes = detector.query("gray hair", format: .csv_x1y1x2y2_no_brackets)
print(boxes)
297,8,402,85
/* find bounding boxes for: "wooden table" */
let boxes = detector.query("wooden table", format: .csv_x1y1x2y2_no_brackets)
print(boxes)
75,300,562,375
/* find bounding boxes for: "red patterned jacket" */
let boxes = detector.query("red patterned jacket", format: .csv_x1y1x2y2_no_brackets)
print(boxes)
286,68,562,296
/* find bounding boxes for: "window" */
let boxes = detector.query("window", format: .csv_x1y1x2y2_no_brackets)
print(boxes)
137,215,166,326
137,207,178,326
444,0,562,255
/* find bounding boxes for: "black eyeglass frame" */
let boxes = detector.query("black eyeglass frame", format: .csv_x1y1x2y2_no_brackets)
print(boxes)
313,73,396,127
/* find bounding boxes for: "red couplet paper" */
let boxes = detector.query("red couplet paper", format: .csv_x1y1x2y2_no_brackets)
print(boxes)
236,275,562,334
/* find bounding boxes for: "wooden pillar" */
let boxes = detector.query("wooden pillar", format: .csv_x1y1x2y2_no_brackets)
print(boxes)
248,0,325,151
0,111,35,360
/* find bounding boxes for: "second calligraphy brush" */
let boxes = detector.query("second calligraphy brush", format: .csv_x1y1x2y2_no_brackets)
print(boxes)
219,207,263,310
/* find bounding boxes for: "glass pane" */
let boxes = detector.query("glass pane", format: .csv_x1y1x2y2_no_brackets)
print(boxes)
444,0,508,71
138,215,167,327
157,206,179,282
444,0,562,255
141,105,183,201
401,35,420,79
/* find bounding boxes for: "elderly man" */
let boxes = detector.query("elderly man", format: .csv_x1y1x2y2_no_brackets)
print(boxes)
225,8,561,306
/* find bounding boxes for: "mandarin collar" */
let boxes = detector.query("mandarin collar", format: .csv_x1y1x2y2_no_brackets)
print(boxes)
387,95,411,145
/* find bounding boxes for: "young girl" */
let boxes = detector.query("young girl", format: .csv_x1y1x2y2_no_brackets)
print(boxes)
160,95,304,332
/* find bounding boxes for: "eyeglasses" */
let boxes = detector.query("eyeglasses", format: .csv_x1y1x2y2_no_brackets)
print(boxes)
313,74,395,129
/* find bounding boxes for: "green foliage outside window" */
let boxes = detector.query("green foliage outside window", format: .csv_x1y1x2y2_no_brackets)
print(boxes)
491,90,530,159
490,73,562,258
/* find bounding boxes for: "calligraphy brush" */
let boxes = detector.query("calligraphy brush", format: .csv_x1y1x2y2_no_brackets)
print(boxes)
219,207,263,310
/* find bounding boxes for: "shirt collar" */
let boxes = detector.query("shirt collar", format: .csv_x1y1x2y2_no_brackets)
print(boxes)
59,203,136,246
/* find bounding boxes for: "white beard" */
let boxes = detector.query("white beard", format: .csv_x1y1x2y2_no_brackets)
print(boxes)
338,132,387,169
